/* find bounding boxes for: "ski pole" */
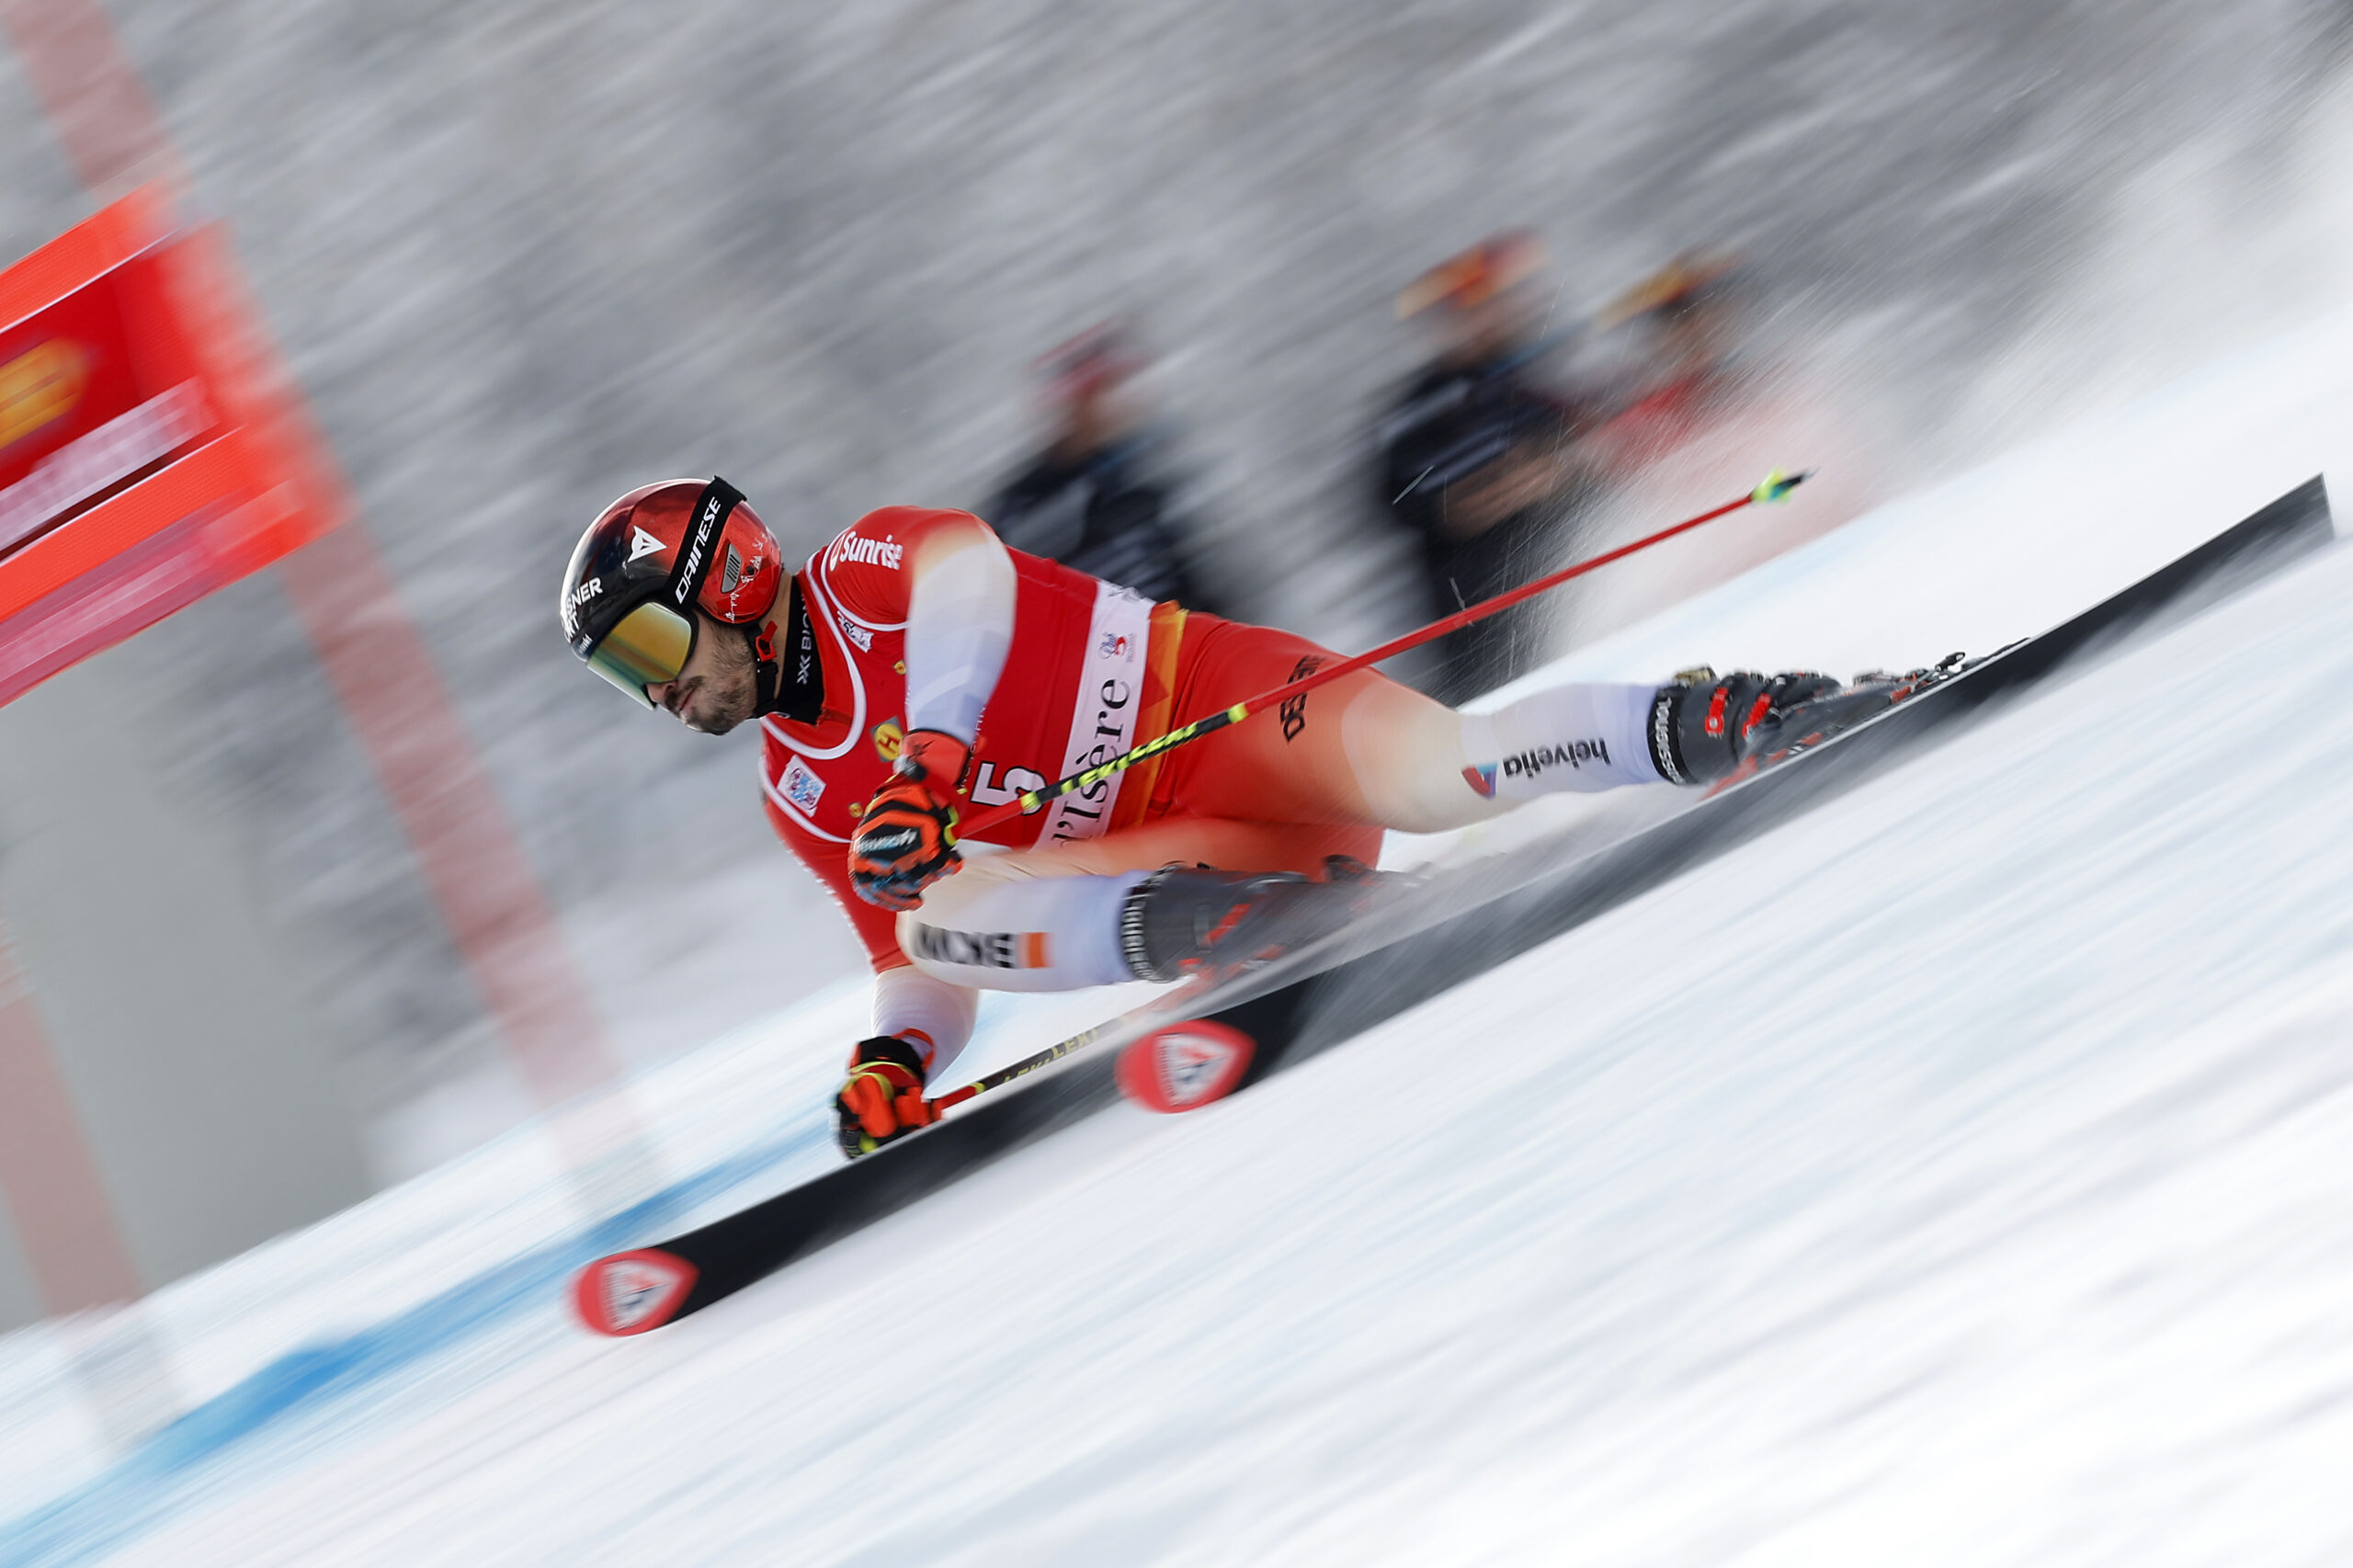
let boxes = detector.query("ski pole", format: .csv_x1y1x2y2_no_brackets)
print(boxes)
954,469,1809,840
926,1006,1147,1112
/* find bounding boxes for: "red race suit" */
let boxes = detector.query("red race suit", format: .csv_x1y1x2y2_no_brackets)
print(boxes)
760,507,1189,971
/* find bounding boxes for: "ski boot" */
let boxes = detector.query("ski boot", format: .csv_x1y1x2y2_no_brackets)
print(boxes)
1648,655,1973,787
1119,859,1402,983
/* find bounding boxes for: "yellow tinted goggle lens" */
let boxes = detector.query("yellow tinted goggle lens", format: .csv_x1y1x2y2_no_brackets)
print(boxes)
585,601,694,706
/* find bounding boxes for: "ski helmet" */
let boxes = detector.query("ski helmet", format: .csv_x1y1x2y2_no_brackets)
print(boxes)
561,476,783,707
1032,319,1142,406
1394,231,1546,319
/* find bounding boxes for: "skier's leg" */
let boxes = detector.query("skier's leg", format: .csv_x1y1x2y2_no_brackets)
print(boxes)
896,818,1381,993
1454,680,1665,801
898,862,1149,993
1160,620,1890,828
1163,619,1667,833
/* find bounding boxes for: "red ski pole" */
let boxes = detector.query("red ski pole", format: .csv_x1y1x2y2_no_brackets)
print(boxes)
955,469,1809,841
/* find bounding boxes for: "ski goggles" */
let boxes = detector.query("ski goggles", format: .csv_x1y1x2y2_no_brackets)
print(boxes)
583,600,697,708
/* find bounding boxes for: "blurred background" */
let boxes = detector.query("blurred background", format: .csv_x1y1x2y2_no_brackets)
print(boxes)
7,0,2353,1325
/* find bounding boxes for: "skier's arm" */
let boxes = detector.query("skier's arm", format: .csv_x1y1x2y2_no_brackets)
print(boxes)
761,794,983,1075
821,507,1018,743
833,970,981,1160
845,510,1018,910
902,512,1017,744
870,965,979,1079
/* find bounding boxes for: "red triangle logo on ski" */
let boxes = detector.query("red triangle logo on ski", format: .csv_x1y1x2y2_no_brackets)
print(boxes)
1118,1020,1256,1113
574,1249,699,1335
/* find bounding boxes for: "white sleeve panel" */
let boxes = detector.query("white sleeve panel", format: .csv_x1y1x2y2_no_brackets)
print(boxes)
871,965,981,1079
896,867,1151,994
1459,681,1665,797
903,532,1017,741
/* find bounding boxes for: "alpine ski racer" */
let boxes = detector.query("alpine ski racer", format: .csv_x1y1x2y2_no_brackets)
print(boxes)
560,477,1905,1156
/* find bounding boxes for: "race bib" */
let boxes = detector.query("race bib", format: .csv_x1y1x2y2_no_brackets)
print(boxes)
1039,581,1152,845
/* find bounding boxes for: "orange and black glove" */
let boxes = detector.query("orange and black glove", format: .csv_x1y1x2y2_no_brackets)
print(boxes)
849,729,969,911
835,1035,938,1157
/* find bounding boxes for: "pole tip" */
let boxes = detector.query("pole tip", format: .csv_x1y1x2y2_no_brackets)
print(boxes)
1751,469,1812,505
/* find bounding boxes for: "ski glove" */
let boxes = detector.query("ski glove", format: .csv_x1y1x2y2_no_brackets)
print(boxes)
835,1035,938,1157
849,729,969,910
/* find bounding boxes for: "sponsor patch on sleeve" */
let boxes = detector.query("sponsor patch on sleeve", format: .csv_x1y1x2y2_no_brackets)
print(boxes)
908,924,1051,970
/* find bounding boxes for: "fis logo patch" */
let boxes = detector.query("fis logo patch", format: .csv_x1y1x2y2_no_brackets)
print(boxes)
779,756,824,814
1462,763,1498,798
909,924,1051,970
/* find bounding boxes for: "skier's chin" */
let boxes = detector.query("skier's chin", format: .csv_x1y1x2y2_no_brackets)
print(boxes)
684,706,745,736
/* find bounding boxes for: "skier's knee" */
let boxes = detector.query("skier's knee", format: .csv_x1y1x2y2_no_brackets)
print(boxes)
897,869,1150,992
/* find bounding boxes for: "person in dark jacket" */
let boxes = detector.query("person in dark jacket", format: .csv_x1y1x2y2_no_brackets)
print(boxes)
1374,233,1596,701
985,323,1212,612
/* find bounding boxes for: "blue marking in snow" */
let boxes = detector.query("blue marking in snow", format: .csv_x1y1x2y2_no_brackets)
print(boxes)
0,1124,830,1568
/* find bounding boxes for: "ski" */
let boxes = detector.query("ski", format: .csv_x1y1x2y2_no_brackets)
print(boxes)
574,476,2334,1336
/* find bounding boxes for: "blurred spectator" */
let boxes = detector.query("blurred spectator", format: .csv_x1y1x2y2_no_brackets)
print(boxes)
1578,252,1749,476
1372,233,1596,702
983,322,1215,612
1604,253,1742,390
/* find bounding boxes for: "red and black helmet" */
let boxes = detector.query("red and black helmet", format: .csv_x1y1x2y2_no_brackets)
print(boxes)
560,476,783,706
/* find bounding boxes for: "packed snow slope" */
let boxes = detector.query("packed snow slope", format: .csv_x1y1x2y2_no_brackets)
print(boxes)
5,317,2353,1564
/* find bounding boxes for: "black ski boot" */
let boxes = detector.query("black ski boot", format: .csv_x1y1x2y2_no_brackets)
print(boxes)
1120,864,1397,983
1647,656,1972,785
1646,667,1839,785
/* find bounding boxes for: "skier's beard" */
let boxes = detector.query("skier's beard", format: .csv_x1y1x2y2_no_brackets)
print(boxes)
679,624,760,735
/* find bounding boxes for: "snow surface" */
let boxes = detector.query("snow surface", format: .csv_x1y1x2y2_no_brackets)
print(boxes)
6,312,2353,1564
